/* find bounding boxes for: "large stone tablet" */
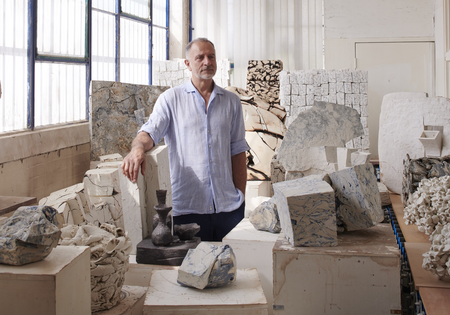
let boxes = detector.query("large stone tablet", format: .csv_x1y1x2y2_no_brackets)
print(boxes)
273,174,337,247
278,101,363,172
328,164,383,231
89,81,169,160
379,95,450,194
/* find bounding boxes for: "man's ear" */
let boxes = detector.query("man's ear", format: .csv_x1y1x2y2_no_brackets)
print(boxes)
184,58,191,70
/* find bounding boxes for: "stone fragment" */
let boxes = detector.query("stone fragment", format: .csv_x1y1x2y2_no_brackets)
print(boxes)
328,164,383,231
379,94,450,194
337,147,357,170
177,243,237,289
377,182,391,206
100,153,123,162
174,223,201,240
249,200,281,233
84,168,121,197
278,101,364,172
273,175,337,247
351,151,371,166
0,206,63,265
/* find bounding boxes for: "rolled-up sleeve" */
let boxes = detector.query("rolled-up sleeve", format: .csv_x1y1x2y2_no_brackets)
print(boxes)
230,94,249,156
139,93,171,144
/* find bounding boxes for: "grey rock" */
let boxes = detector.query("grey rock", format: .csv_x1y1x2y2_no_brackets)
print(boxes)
0,206,63,265
177,242,236,289
249,200,281,233
174,223,200,240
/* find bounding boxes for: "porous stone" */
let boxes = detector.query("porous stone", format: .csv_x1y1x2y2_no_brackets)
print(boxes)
273,175,337,247
249,199,281,233
423,224,450,279
0,206,63,265
278,101,364,172
328,164,383,231
177,242,237,289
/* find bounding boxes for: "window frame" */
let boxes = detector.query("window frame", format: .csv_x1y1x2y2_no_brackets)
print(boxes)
24,0,168,131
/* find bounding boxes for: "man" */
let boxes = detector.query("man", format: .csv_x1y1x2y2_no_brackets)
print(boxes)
121,38,248,241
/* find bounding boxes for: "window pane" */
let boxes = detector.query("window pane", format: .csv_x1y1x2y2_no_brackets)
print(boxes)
92,11,116,81
0,0,28,133
35,63,86,127
122,0,150,20
153,27,167,61
120,18,149,85
153,0,167,26
37,0,85,57
93,0,115,13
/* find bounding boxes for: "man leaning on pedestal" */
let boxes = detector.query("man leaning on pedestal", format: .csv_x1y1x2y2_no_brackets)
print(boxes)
121,38,248,242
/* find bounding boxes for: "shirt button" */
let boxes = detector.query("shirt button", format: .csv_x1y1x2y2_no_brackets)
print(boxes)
209,159,212,162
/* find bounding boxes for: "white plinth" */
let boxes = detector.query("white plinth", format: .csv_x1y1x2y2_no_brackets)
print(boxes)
223,219,279,315
96,285,147,315
124,255,178,287
0,245,91,315
144,269,268,315
272,224,401,314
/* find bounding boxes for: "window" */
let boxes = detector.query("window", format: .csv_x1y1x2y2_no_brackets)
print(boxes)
0,0,168,134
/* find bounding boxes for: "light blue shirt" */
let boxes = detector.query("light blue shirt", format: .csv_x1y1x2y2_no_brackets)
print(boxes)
139,80,249,216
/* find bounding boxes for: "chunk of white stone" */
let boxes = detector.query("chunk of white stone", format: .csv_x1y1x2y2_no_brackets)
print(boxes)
337,147,358,170
273,175,337,247
177,243,237,289
328,163,383,231
100,153,123,163
351,151,371,166
96,161,123,169
249,199,281,233
84,168,121,197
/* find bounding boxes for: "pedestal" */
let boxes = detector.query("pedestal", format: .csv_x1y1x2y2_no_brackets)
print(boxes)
136,236,201,265
0,245,90,315
273,224,401,314
96,285,147,315
144,268,268,315
223,218,279,315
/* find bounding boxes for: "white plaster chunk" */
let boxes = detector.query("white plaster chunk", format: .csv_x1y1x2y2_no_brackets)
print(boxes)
345,94,353,106
337,93,345,105
88,195,124,228
177,242,237,289
278,101,364,172
100,153,123,163
306,94,315,105
328,164,383,231
344,83,352,94
321,84,329,95
328,93,337,104
351,151,371,166
292,95,306,107
423,224,450,279
249,199,281,233
273,175,337,247
299,84,307,95
343,70,352,82
39,189,85,225
337,147,358,170
84,168,121,197
379,95,450,194
307,85,315,95
291,83,299,95
96,161,123,169
336,82,344,93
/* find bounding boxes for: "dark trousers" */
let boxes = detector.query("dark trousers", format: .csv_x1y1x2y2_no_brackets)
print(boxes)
173,202,245,242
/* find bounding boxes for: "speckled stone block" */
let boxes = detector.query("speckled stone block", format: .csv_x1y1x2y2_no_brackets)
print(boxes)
89,81,169,161
249,199,281,233
328,164,383,231
273,175,337,247
177,243,236,289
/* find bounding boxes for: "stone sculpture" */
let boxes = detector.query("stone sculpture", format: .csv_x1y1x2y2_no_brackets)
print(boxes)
277,101,364,176
249,200,281,233
59,223,132,312
403,154,450,205
151,190,173,246
177,242,236,289
404,175,450,235
174,223,201,240
0,205,63,266
89,81,169,160
379,95,450,194
273,174,337,247
423,224,450,279
328,163,383,232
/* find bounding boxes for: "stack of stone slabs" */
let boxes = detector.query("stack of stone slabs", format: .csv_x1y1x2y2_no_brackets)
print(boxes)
247,60,283,105
89,81,169,161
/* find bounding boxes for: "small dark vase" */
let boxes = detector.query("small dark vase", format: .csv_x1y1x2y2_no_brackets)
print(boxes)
151,190,173,246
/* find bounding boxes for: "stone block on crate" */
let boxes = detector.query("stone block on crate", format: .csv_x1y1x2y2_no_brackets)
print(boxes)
328,164,383,231
273,175,337,247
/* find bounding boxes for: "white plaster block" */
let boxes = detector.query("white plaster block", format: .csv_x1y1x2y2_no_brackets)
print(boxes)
314,86,321,96
328,93,337,104
360,105,368,117
306,85,315,95
351,151,371,166
344,83,352,94
352,83,360,94
360,94,368,106
328,70,336,83
336,81,344,93
314,95,322,102
314,74,322,86
321,72,329,84
144,145,172,234
291,83,299,95
306,94,315,105
279,71,290,85
337,92,345,105
166,60,178,71
273,175,337,247
289,73,298,84
96,161,123,169
299,84,307,95
337,147,358,170
321,84,329,95
328,82,336,94
120,169,147,255
352,70,361,83
360,117,368,128
353,94,361,106
0,246,91,315
291,95,306,107
343,70,352,82
360,70,368,83
280,85,291,96
322,96,329,102
40,186,86,225
304,71,314,85
328,164,383,231
335,70,344,82
360,83,368,94
345,94,353,106
84,168,121,197
100,153,124,162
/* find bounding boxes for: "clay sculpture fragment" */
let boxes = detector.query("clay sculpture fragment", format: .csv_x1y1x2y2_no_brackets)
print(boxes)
249,200,281,233
177,242,236,289
0,205,63,266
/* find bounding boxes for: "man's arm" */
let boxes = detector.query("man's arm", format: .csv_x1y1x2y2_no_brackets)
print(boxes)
121,131,154,183
231,151,247,196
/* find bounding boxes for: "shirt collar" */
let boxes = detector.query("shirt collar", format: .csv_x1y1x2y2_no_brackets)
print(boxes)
185,79,224,96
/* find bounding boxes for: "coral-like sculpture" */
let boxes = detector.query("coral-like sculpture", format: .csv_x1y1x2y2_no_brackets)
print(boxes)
0,205,63,265
59,223,132,312
423,224,450,279
404,176,450,235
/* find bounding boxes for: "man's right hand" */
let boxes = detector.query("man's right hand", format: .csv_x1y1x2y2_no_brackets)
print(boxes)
121,132,154,183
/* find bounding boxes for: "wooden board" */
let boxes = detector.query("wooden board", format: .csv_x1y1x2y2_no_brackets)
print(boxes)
405,242,450,289
419,287,450,315
0,196,37,216
390,193,429,243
